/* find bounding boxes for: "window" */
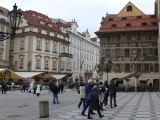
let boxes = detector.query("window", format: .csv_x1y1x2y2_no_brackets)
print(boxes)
122,17,127,20
125,64,130,72
66,61,71,70
108,18,113,21
44,57,49,69
126,23,131,27
73,61,75,70
35,56,41,69
53,42,57,53
45,40,50,52
0,51,3,60
144,64,149,72
0,25,5,32
61,45,65,53
52,58,57,70
20,37,25,49
36,38,42,50
60,61,65,70
19,55,24,68
151,22,157,26
142,22,147,26
137,16,142,19
112,24,117,28
127,5,132,12
148,48,154,56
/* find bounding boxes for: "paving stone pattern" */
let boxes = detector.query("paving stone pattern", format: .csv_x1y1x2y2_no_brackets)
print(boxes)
0,91,160,120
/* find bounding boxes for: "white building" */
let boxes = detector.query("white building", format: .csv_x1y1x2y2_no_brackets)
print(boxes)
0,6,10,68
53,19,100,82
9,10,72,74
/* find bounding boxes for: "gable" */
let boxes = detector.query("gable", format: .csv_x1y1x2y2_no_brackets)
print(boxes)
117,2,145,17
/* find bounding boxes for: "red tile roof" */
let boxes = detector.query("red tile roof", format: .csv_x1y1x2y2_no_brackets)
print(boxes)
21,10,60,32
96,15,158,34
0,6,9,16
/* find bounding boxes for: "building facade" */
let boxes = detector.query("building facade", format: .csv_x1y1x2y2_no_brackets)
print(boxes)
96,2,159,90
9,10,72,75
0,6,10,68
54,19,100,82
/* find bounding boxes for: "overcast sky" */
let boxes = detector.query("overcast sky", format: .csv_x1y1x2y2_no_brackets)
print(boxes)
0,0,155,37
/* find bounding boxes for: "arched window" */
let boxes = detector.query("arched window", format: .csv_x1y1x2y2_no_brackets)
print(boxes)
127,5,132,12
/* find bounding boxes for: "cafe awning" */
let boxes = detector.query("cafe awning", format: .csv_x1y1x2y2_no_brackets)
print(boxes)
0,69,24,80
15,72,43,78
51,74,66,80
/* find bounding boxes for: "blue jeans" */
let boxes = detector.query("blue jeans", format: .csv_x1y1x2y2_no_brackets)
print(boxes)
53,94,60,104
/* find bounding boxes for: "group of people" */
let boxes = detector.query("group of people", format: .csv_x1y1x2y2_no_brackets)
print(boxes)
77,78,117,119
21,82,41,96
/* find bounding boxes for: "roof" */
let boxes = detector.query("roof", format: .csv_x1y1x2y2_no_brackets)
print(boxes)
21,10,61,32
96,15,158,34
0,6,9,16
96,2,158,34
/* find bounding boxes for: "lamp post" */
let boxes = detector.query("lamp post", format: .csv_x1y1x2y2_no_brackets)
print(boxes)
0,4,22,41
106,59,112,82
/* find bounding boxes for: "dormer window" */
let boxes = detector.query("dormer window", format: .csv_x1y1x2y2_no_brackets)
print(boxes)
112,24,117,28
109,18,113,21
151,22,157,26
127,5,132,12
122,17,127,20
142,22,147,26
126,23,131,27
137,16,142,19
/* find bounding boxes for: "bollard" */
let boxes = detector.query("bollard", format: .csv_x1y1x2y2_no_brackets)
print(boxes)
39,101,49,118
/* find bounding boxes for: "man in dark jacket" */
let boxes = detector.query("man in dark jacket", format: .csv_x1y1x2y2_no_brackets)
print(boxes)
109,79,117,108
87,85,104,119
104,81,110,106
81,79,94,116
50,81,60,104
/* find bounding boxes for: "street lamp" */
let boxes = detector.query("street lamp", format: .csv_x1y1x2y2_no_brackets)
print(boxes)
106,59,112,82
0,4,22,41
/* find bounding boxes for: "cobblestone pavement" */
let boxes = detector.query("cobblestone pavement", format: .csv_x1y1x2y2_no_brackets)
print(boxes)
0,91,160,120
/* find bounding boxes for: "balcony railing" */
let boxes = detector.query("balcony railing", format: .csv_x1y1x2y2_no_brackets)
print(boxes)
59,53,73,58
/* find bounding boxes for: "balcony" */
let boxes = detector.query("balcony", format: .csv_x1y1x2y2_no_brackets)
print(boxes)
59,53,73,58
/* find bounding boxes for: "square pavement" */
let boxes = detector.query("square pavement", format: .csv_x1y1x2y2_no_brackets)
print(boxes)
1,91,160,120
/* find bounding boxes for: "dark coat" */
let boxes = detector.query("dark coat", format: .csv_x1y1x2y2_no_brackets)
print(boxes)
109,81,116,97
87,90,100,110
85,83,93,99
51,84,59,94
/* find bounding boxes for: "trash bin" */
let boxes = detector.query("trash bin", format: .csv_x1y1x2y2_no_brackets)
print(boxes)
39,101,49,118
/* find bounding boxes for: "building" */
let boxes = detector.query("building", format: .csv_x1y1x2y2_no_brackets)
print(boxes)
96,2,159,90
54,19,100,82
9,10,72,75
0,6,10,68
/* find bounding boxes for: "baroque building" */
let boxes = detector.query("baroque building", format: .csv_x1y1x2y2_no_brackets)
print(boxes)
9,10,72,74
96,2,159,90
0,6,10,68
53,19,100,81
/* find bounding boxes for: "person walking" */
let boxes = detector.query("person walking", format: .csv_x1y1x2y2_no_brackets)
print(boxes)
78,80,85,108
81,79,94,116
2,82,7,94
103,81,110,106
36,82,41,96
50,81,60,104
109,79,117,108
87,85,104,119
